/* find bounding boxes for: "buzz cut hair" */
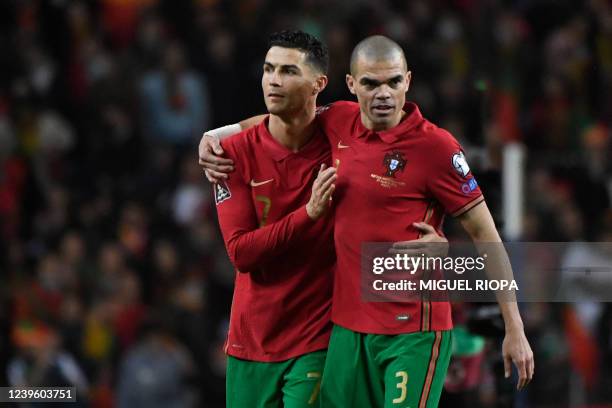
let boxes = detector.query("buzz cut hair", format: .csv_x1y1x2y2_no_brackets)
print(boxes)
350,35,408,76
269,30,329,74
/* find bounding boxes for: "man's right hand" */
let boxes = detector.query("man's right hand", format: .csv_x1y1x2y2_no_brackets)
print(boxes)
198,134,235,183
306,164,337,220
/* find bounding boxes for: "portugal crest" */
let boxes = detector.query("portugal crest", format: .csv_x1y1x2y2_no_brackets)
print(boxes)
383,151,407,177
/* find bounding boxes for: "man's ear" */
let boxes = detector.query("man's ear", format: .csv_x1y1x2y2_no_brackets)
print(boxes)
405,71,412,92
346,74,356,95
313,75,329,95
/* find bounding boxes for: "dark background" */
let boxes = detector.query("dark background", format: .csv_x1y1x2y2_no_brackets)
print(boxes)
0,0,611,407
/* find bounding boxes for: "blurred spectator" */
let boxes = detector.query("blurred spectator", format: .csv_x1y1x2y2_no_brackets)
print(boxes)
113,272,147,351
116,314,196,408
8,323,89,404
173,154,210,226
151,239,181,305
101,0,157,49
140,42,210,145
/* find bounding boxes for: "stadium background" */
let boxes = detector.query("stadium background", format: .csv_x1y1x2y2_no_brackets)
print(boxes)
0,0,610,406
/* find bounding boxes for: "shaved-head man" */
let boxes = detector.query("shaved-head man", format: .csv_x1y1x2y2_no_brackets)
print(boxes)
349,35,409,74
346,35,412,132
200,34,533,408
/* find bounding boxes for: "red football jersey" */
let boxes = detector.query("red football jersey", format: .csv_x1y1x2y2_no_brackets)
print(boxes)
214,117,334,362
317,101,484,335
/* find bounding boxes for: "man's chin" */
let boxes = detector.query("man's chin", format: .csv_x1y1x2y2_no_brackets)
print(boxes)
265,104,285,116
370,115,392,124
370,111,402,126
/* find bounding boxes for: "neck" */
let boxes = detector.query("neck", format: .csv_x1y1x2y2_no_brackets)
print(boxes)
268,104,317,151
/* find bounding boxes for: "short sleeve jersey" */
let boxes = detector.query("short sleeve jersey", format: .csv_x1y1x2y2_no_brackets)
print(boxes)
316,101,484,334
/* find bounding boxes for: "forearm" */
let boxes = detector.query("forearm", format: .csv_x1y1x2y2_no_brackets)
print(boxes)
224,206,316,272
459,202,524,330
497,300,524,331
458,202,533,387
472,237,524,331
207,115,267,140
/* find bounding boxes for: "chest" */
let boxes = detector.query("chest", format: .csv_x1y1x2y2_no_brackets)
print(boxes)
332,137,430,207
245,152,331,226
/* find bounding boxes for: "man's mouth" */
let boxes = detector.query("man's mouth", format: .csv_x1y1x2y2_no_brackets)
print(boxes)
372,104,394,114
268,93,285,99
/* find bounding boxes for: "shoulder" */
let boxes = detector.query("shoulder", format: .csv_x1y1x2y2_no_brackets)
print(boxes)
417,121,468,174
316,101,360,141
316,100,360,120
419,120,462,152
220,126,261,180
221,126,259,158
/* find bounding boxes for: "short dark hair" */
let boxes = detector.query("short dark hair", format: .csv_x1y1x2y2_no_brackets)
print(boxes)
269,30,329,74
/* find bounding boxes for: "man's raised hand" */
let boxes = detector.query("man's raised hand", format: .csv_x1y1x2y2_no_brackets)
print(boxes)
306,164,337,220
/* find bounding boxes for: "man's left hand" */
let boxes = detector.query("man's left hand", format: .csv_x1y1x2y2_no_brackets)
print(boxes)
389,222,449,258
503,326,534,390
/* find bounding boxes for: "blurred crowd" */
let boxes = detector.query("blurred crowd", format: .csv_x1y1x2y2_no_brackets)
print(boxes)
0,0,610,407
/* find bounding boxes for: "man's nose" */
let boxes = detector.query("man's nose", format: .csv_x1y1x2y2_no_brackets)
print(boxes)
269,70,282,87
375,90,391,100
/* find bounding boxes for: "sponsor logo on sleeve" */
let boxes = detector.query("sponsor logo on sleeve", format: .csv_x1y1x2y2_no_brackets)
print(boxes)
452,151,471,178
214,182,231,205
461,177,478,194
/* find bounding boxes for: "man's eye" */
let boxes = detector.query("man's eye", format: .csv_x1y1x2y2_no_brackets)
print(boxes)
362,81,376,89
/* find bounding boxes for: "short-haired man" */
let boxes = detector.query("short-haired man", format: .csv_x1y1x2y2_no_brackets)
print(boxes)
214,30,336,408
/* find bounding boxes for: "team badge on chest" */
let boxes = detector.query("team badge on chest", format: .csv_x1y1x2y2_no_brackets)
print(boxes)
383,151,407,177
371,150,407,188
